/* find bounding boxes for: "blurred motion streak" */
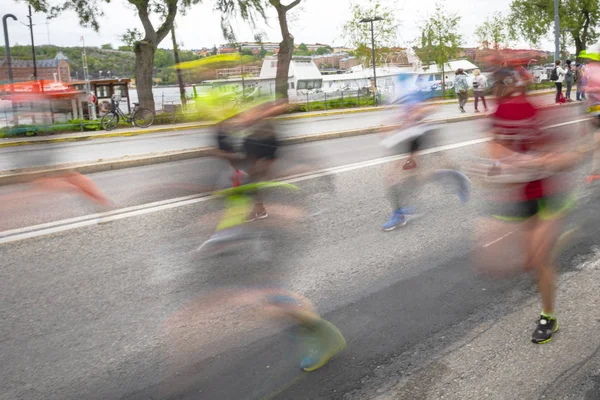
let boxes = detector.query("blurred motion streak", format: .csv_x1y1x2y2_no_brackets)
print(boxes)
0,80,110,228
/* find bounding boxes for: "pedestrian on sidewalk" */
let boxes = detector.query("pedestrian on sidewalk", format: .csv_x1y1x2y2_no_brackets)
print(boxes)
454,68,469,113
565,59,574,101
472,69,488,112
575,63,584,101
551,60,566,103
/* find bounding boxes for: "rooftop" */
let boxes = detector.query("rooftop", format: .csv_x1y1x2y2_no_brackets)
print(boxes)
0,52,70,69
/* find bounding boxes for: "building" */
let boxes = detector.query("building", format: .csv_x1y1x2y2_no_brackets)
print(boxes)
0,52,71,83
194,48,213,57
216,65,261,79
239,41,279,53
216,45,237,55
303,43,331,52
332,47,353,54
312,53,349,69
339,56,360,70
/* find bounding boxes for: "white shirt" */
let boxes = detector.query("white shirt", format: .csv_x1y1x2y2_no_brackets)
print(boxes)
474,75,487,91
554,66,566,83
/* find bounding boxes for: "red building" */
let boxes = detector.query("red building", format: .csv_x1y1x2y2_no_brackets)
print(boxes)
0,52,71,83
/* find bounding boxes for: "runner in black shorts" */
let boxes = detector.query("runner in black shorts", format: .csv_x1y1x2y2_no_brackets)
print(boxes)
242,101,288,220
476,64,586,345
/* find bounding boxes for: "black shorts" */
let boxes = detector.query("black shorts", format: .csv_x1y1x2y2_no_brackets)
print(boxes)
387,127,438,156
244,135,278,160
489,193,574,222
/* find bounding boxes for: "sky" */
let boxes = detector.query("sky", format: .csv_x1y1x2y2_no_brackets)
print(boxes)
2,0,563,52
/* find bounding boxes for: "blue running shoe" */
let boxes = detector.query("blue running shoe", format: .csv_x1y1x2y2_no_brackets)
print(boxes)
300,319,346,372
382,209,408,231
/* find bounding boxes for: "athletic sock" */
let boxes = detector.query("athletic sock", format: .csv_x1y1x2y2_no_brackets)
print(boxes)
541,310,556,320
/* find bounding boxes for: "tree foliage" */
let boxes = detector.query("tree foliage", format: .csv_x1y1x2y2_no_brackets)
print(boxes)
418,2,462,94
508,0,600,60
121,28,143,48
0,44,201,84
24,0,202,111
341,0,400,52
218,0,302,99
214,0,267,43
475,11,510,50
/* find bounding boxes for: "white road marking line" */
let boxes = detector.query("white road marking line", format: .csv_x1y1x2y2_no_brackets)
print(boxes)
0,117,591,245
483,229,519,248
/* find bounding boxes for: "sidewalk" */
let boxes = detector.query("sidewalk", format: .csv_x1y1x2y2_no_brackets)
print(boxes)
360,251,600,400
0,89,556,148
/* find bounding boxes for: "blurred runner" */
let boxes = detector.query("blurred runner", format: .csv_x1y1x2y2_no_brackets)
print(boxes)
379,74,470,231
473,64,586,344
1,81,110,208
580,50,600,184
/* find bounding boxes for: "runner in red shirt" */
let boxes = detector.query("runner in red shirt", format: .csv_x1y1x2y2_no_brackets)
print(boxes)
477,66,584,344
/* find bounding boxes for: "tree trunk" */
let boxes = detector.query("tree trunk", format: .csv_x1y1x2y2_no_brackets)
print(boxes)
271,0,301,101
574,37,585,63
171,26,187,108
441,64,446,98
276,33,293,100
135,41,157,112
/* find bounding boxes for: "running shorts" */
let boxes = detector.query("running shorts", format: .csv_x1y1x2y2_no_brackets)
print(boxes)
489,193,575,222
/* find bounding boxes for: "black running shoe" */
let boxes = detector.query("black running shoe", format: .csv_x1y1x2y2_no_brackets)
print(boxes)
531,315,558,344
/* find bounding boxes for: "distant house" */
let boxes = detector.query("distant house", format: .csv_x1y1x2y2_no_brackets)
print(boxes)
312,53,349,69
0,52,71,82
339,56,360,71
216,45,237,55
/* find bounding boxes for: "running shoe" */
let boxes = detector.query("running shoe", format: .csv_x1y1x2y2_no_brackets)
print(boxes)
300,319,346,372
382,209,407,231
247,210,269,221
531,315,559,344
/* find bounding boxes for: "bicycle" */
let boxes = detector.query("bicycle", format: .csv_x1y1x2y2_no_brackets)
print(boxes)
100,94,155,131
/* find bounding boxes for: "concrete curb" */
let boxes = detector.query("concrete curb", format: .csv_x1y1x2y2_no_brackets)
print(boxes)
0,99,578,186
0,90,556,148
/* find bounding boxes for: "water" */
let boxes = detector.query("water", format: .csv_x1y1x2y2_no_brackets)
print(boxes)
129,86,196,110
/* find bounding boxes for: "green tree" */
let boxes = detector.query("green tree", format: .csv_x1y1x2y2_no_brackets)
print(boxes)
315,46,332,55
298,43,308,52
101,43,113,50
341,0,400,66
212,44,218,55
418,2,463,96
121,28,142,48
475,11,510,50
219,0,302,100
27,0,201,112
508,0,600,61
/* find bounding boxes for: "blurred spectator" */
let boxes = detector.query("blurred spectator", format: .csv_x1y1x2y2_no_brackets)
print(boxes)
565,59,574,101
454,68,469,113
472,69,488,113
551,60,566,103
575,64,584,101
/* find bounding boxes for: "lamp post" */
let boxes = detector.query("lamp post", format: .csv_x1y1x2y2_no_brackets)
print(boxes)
239,44,245,102
359,16,383,106
2,14,17,83
554,0,559,61
27,6,37,80
560,27,572,60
